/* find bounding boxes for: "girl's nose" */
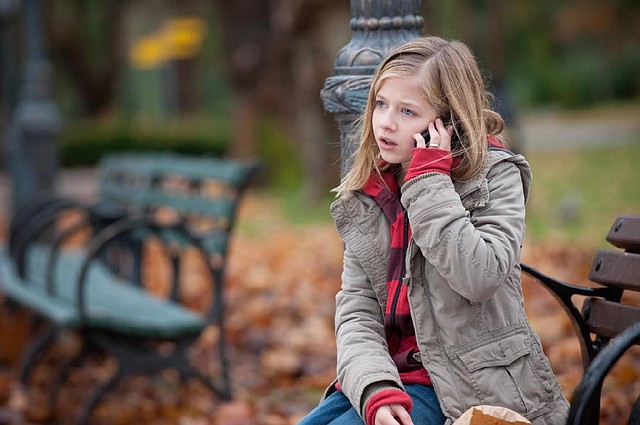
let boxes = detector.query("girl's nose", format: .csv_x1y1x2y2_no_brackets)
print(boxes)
379,111,396,131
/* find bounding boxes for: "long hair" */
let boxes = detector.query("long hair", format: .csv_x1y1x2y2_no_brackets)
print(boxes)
333,36,505,198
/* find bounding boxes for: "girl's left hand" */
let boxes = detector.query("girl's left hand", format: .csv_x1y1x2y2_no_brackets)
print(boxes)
374,404,414,425
413,118,454,151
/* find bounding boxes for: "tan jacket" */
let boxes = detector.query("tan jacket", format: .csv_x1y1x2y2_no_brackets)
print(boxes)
329,149,569,425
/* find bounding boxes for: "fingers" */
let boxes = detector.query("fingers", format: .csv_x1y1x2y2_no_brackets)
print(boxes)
390,404,414,425
374,405,414,425
412,132,427,148
425,118,452,151
374,406,395,425
414,118,454,151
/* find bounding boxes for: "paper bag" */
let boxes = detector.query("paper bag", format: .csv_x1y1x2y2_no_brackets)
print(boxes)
452,405,532,425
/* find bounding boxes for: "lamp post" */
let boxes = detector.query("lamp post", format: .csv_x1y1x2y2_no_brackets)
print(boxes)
6,0,60,212
321,0,423,179
0,0,20,113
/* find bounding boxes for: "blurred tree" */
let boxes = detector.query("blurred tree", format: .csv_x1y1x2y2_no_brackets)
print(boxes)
44,0,128,116
213,0,344,200
270,0,344,201
502,0,640,107
10,0,636,200
213,0,272,159
171,0,202,116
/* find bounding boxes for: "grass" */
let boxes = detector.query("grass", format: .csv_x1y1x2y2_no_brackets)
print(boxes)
525,139,640,249
269,139,640,251
278,187,335,225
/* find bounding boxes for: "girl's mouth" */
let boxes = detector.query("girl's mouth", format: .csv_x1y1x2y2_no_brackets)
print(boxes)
379,137,396,149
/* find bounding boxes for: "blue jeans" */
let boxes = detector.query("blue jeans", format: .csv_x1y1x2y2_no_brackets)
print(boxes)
298,384,445,425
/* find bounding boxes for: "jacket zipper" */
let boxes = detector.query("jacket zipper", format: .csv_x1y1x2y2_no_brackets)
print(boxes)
389,211,409,328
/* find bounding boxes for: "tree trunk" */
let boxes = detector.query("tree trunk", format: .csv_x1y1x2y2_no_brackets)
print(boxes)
45,1,127,117
213,0,273,159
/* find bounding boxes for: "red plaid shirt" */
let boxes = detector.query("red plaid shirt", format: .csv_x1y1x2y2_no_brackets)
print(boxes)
363,170,431,386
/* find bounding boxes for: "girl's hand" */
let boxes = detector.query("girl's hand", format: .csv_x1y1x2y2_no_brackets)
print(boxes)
414,118,454,151
412,131,428,149
374,404,414,425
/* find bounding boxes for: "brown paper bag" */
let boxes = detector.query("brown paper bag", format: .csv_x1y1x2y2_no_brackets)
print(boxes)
452,405,532,425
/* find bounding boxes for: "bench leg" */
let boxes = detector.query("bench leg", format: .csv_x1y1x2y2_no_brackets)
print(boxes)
629,395,640,425
48,342,95,409
179,365,232,401
218,334,232,400
18,325,57,385
173,335,231,400
73,331,232,422
212,268,232,399
74,367,122,425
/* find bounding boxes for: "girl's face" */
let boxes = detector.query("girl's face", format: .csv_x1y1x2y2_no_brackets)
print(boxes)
372,76,438,167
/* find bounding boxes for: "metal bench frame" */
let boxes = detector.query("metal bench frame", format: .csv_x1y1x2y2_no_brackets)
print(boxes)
0,152,262,424
521,214,640,425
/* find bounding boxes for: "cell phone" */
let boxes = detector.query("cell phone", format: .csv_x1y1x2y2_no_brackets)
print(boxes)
415,129,431,147
416,118,459,147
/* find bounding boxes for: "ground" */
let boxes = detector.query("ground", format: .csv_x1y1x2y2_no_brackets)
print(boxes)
0,190,638,425
0,103,638,424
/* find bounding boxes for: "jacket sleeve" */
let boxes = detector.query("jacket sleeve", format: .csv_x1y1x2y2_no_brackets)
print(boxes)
400,159,526,302
335,244,403,417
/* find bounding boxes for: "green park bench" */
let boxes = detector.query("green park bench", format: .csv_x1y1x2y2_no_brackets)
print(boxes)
522,214,640,425
0,152,262,424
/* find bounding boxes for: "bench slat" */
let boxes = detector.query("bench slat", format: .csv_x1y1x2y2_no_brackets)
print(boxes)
588,250,640,291
1,246,205,338
0,250,80,327
99,153,257,187
100,183,237,219
97,153,258,259
582,297,640,340
606,215,640,253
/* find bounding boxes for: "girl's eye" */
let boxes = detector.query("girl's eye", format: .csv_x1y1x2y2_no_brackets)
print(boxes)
401,108,414,116
375,100,386,109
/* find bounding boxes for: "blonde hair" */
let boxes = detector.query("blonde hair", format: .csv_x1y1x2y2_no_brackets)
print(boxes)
333,36,505,198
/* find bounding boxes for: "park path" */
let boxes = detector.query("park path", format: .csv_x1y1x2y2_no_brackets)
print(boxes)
518,103,640,152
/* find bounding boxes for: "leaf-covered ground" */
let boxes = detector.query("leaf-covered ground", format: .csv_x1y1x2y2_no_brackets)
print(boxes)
0,192,638,424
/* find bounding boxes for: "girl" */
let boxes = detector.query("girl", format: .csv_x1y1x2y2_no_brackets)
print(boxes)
299,36,569,425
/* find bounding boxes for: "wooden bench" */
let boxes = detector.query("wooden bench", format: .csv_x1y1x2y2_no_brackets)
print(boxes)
521,214,640,425
0,152,262,424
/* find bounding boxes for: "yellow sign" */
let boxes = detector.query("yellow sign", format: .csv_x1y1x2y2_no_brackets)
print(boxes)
130,18,207,69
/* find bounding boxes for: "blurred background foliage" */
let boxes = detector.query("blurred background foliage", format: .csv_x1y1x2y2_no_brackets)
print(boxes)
1,0,639,247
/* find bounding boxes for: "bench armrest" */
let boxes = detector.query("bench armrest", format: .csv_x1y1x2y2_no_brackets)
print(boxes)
11,197,87,279
44,201,130,295
520,262,623,369
9,194,74,257
74,215,219,324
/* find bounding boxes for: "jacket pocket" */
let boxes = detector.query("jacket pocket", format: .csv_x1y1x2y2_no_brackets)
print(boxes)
457,179,489,210
457,333,530,372
455,332,543,415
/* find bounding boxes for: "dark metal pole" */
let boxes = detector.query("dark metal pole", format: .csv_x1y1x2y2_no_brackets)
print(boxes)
0,0,20,112
321,0,423,179
0,0,21,173
6,0,60,212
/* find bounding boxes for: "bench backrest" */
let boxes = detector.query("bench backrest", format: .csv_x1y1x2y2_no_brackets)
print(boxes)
566,215,640,425
522,214,640,425
98,152,261,258
583,214,640,344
